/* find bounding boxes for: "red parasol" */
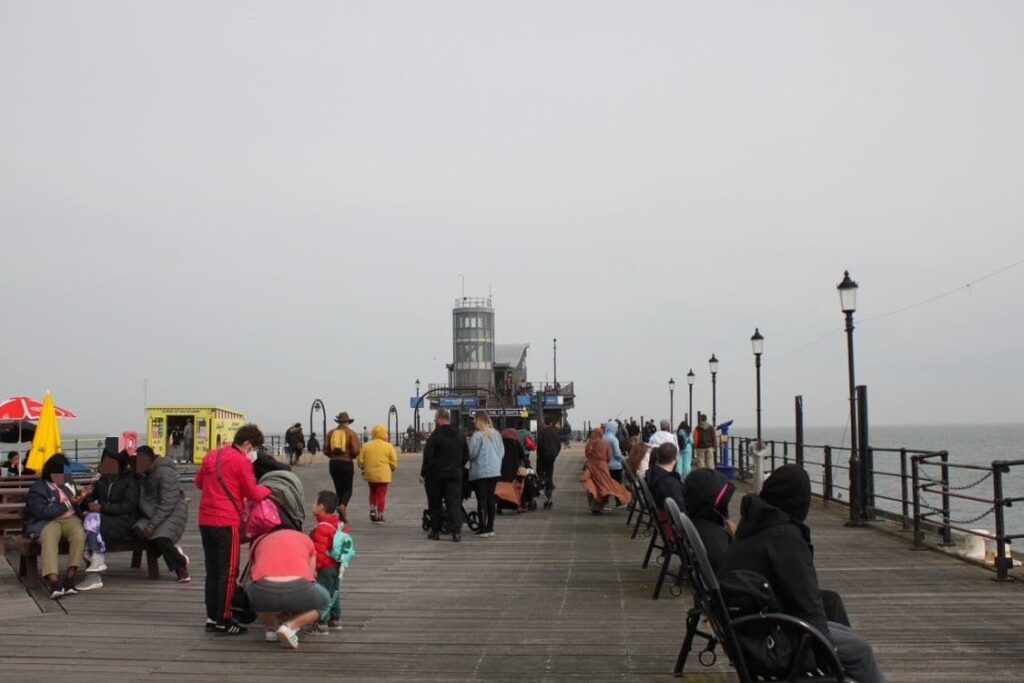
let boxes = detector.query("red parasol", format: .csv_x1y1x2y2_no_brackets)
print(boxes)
0,396,78,421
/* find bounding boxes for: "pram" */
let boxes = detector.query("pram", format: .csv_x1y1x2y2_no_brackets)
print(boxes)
421,469,479,533
496,466,541,512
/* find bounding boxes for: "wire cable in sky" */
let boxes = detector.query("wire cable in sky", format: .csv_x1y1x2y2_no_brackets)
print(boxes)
766,256,1024,363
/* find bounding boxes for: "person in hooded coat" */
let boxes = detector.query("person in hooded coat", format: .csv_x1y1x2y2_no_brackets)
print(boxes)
357,424,398,523
720,465,885,683
134,446,190,582
420,408,468,541
602,421,627,484
676,421,694,480
581,428,632,514
682,468,735,574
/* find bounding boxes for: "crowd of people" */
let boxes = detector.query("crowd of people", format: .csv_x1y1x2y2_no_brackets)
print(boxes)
16,407,885,675
613,417,887,683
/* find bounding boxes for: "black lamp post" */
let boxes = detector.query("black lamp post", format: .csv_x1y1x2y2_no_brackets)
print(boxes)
686,369,695,428
838,270,864,526
709,354,719,465
309,398,326,455
669,377,676,428
414,378,422,450
751,328,764,443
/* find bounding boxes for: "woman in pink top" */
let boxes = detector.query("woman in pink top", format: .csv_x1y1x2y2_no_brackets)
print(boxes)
247,528,329,649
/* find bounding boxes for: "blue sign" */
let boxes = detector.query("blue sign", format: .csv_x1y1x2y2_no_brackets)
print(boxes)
462,397,481,408
439,397,462,408
544,395,564,406
515,395,532,407
409,397,426,409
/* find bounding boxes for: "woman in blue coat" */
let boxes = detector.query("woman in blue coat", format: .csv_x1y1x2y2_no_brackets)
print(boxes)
468,411,503,537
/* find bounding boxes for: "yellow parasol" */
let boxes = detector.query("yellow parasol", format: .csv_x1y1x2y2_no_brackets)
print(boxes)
26,392,63,473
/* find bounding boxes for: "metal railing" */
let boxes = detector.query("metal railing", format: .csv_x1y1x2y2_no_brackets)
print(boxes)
730,436,1022,580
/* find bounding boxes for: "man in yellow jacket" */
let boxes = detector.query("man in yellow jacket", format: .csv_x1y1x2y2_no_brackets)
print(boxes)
357,424,398,523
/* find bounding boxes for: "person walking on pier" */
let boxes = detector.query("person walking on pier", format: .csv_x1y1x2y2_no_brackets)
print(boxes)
285,423,305,466
420,409,468,541
536,419,562,508
603,420,627,485
693,413,716,470
582,428,632,514
721,465,886,683
357,424,398,523
325,412,361,517
468,411,503,537
676,420,694,480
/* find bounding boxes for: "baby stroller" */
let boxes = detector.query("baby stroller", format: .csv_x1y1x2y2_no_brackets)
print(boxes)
421,469,479,533
497,466,541,513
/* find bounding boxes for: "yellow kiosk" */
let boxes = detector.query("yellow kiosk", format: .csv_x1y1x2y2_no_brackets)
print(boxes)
145,405,246,464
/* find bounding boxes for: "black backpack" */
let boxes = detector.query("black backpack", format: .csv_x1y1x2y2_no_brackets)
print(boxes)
719,570,795,677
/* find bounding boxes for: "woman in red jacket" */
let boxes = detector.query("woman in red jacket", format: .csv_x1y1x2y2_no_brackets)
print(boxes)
195,424,272,635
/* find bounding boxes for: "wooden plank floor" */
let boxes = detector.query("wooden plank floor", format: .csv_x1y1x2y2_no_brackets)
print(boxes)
2,449,1022,682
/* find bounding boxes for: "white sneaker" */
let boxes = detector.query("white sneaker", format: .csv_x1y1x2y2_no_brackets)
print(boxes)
276,624,299,649
265,630,278,643
176,545,190,571
86,552,107,573
76,575,103,591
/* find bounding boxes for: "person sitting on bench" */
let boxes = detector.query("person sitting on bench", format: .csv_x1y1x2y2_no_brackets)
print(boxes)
681,467,736,574
23,454,101,598
81,449,140,574
134,446,190,583
720,464,885,683
647,443,685,512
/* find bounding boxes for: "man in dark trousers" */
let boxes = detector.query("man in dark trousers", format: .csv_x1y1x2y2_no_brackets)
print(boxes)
536,419,562,509
420,409,469,542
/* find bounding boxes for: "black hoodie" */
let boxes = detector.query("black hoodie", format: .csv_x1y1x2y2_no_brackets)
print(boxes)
720,493,831,643
421,424,469,480
682,468,734,573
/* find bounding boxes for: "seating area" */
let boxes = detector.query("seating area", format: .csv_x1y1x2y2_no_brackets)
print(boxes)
0,477,161,587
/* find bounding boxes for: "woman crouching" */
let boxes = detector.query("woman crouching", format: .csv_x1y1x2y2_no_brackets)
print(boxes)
247,528,329,649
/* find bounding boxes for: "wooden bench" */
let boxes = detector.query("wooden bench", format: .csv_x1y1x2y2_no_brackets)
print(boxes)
0,482,161,588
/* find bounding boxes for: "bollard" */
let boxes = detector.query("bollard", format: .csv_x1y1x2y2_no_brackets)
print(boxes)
770,440,776,470
823,446,833,503
911,455,924,549
992,462,1012,581
783,441,789,466
752,444,766,493
940,451,953,546
899,448,909,530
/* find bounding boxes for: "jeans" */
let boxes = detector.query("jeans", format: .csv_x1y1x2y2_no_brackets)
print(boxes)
829,621,888,683
537,455,556,498
316,567,341,623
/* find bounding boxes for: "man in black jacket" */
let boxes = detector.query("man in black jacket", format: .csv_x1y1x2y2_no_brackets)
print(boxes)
420,409,469,542
647,443,685,512
536,420,562,506
720,465,886,683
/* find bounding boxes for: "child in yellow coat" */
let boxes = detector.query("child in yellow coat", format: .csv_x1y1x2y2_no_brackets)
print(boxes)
357,424,398,523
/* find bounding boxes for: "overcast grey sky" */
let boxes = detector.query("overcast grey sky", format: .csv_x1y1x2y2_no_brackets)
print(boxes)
2,1,1022,435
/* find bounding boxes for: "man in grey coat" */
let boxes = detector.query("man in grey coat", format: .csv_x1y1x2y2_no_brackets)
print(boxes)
134,446,190,582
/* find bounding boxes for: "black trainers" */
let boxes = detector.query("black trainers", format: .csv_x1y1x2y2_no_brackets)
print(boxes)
215,620,248,635
427,530,440,540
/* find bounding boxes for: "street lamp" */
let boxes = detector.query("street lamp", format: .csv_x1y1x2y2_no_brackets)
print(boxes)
686,369,695,428
837,270,863,526
709,354,719,465
309,398,326,456
751,328,764,444
669,377,676,428
414,378,422,450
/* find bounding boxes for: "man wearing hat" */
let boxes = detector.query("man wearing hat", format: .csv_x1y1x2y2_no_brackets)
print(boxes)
325,412,361,516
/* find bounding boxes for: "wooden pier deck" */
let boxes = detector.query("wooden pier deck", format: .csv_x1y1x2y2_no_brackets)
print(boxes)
2,449,1022,682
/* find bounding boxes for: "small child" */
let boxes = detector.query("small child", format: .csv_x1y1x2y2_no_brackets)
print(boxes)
329,507,355,627
308,491,344,634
